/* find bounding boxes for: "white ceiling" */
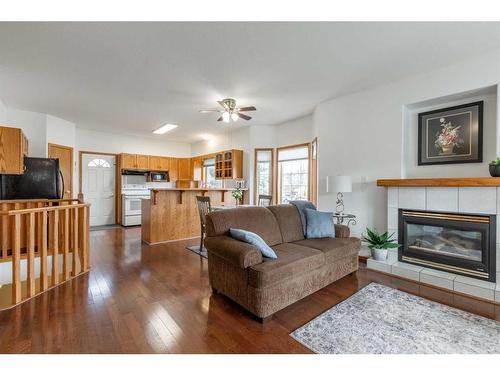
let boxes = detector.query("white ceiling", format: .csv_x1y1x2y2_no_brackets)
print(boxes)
1,22,500,143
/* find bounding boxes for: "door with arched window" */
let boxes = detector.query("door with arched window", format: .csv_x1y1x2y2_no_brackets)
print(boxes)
82,154,116,226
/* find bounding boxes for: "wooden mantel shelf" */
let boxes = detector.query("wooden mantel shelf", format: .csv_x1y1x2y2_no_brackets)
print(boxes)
377,177,500,187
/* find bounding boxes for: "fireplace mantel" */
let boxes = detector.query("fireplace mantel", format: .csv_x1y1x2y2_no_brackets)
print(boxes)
377,177,500,187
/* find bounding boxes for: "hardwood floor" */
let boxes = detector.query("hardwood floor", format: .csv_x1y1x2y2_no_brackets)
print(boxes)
0,226,499,353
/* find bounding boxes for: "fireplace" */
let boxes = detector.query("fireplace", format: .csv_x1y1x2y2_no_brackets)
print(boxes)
399,209,496,282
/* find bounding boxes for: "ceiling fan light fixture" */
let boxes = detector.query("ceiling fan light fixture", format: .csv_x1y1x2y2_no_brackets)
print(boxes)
231,112,239,122
222,111,230,123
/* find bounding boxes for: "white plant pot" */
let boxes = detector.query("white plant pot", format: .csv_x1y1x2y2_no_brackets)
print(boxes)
371,248,389,261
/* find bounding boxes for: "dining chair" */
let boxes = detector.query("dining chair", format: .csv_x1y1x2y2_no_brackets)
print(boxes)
258,194,273,207
196,195,212,254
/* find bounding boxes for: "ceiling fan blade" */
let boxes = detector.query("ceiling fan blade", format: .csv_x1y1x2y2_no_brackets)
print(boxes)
237,106,256,112
217,116,223,122
238,113,252,121
199,109,220,113
217,100,229,110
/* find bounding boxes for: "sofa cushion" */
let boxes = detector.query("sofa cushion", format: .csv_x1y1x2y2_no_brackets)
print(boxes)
267,204,305,243
305,208,335,238
248,243,324,288
206,207,283,246
229,228,277,259
293,237,360,263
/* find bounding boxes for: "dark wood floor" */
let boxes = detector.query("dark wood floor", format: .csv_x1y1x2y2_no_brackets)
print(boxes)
0,227,499,353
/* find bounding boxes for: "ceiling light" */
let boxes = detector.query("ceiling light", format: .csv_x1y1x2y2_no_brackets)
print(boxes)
222,112,230,123
153,123,178,134
231,112,239,122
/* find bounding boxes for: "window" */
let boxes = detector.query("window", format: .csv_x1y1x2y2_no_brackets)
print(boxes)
277,144,310,204
254,149,273,203
87,158,111,168
203,158,223,188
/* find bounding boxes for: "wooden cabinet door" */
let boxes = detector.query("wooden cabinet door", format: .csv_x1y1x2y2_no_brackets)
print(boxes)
136,154,149,170
0,126,26,174
178,158,191,180
169,158,178,181
192,158,202,181
48,143,73,199
120,153,137,169
159,157,170,171
149,156,162,171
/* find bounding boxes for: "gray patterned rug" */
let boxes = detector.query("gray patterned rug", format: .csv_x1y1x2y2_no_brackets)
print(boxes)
291,283,500,354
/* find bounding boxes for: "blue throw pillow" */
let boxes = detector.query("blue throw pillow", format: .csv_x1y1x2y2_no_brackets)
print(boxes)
229,228,277,259
305,208,335,239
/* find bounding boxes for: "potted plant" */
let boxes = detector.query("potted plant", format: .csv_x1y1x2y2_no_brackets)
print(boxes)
489,157,500,177
362,228,400,261
231,187,243,206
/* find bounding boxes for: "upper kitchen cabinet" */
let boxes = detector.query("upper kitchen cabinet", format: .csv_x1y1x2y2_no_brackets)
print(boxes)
119,153,150,170
120,153,137,169
169,158,179,180
149,156,170,171
215,149,243,179
177,158,191,180
0,125,29,175
191,157,203,181
136,154,150,170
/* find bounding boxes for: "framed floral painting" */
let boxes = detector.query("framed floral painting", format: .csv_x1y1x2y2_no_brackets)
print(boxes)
418,101,483,165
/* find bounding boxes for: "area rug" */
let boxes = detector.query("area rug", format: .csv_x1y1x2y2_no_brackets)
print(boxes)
290,283,500,354
186,245,208,258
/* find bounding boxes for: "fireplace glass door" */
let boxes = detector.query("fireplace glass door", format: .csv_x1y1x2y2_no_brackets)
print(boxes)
399,210,496,282
406,223,482,262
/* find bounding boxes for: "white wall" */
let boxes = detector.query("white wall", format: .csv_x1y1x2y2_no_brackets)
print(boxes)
76,128,191,157
315,49,500,237
0,98,6,122
3,106,47,157
191,114,314,203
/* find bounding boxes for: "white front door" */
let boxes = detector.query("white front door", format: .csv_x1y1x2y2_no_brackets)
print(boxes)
83,154,116,226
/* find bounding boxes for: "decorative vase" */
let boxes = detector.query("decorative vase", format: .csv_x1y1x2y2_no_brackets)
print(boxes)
440,145,454,155
490,164,500,177
371,248,389,261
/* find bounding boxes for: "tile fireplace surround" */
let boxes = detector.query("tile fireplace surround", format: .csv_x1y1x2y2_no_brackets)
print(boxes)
374,178,500,303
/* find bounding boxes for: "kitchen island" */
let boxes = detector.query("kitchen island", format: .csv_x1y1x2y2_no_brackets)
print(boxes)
141,188,247,244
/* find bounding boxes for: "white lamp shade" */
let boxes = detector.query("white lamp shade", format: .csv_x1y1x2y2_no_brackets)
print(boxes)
326,175,352,193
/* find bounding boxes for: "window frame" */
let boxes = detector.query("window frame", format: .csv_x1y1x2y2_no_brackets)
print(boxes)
253,148,275,205
275,142,311,204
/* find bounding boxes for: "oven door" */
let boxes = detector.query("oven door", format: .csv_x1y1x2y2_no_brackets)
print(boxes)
123,196,143,216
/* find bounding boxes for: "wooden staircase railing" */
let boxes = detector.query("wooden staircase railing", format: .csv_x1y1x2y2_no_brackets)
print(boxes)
0,199,90,310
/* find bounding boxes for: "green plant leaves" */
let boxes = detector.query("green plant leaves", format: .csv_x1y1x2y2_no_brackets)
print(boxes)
362,227,401,249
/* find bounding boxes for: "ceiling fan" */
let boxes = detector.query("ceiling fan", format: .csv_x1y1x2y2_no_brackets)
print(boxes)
199,98,256,123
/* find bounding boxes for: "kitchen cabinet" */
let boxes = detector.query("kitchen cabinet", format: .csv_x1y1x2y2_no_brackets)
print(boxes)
191,157,203,181
150,156,170,171
119,153,150,170
215,149,243,179
120,153,138,169
169,158,179,181
0,125,29,175
136,154,149,170
178,158,191,180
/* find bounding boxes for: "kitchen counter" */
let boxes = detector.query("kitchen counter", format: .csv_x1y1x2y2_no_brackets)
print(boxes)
141,187,247,244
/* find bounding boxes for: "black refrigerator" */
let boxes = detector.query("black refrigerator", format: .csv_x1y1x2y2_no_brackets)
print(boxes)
0,157,64,200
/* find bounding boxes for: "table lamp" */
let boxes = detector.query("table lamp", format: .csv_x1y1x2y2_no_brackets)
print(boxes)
326,175,352,214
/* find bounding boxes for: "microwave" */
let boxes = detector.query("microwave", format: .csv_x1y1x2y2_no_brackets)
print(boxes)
150,171,169,182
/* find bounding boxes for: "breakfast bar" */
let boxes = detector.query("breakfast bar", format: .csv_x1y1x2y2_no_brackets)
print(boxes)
141,188,247,244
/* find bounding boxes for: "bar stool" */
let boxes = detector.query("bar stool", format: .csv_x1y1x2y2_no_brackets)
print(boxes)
196,195,212,253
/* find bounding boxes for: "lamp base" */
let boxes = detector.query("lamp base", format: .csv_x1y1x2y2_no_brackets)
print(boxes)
335,192,345,215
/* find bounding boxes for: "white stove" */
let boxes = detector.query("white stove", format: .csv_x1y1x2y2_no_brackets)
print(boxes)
122,184,150,226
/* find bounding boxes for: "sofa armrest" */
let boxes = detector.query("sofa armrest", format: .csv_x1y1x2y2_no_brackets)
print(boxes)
204,235,263,268
335,224,350,238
